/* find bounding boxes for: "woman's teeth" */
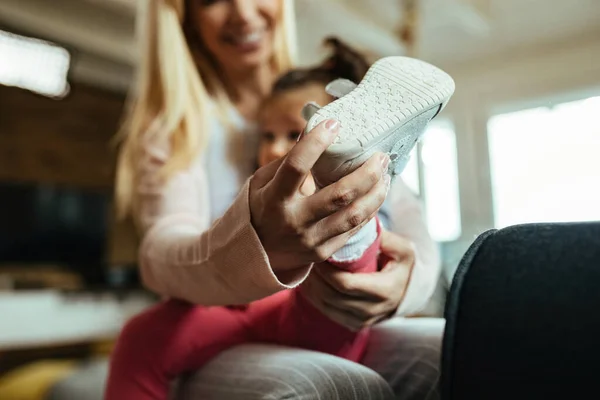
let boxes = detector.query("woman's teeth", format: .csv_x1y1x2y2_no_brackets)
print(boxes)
233,31,263,45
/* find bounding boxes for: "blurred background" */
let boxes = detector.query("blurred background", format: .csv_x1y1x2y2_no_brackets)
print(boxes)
0,0,599,397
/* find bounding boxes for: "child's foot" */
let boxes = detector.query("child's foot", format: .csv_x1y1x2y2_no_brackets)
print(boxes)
303,56,455,188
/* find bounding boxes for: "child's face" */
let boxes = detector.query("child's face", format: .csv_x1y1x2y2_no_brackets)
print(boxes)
258,84,332,168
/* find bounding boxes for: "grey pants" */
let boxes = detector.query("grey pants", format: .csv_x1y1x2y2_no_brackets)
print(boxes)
49,318,443,400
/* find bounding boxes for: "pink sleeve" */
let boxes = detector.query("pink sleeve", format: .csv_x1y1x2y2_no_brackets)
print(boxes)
387,179,442,316
133,133,311,305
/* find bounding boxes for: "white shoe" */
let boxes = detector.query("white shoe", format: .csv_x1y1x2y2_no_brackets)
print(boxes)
303,56,455,188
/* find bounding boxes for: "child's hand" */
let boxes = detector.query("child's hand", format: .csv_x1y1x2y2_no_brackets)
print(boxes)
249,119,389,274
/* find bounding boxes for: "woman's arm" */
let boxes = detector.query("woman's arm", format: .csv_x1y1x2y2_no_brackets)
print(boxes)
387,179,442,316
133,119,389,306
133,135,311,305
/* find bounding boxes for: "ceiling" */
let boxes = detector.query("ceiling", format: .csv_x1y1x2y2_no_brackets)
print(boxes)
1,0,599,92
296,0,600,64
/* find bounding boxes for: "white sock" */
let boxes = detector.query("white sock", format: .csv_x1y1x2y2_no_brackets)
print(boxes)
331,218,378,262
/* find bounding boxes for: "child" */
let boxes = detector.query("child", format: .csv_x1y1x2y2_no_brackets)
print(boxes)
258,38,369,171
106,39,385,400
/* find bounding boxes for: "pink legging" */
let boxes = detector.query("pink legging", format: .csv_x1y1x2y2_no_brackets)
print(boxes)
105,237,380,400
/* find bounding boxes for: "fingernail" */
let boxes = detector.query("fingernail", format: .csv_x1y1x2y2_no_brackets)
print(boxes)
384,174,391,192
324,119,340,133
381,154,390,175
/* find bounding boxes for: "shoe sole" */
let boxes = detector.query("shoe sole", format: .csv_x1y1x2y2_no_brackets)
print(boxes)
307,56,455,187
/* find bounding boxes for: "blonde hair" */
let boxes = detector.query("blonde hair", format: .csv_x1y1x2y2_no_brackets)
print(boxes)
115,0,297,218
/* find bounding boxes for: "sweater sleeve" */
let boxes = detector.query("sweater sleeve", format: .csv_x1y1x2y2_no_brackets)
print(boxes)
387,179,442,316
133,133,311,305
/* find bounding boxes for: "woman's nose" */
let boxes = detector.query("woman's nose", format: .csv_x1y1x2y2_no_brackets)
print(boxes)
231,0,259,24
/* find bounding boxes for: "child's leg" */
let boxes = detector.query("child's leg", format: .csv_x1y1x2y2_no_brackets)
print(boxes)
105,299,251,400
105,219,381,399
249,219,381,363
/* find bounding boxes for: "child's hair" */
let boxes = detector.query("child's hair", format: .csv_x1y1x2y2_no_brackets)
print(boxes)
272,37,369,94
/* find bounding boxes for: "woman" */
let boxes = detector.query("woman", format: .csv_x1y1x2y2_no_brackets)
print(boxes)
108,0,443,399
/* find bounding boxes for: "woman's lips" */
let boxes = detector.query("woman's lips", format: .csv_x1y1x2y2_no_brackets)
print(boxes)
223,29,266,52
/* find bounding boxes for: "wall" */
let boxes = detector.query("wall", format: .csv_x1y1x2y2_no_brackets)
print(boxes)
0,83,124,190
0,83,138,268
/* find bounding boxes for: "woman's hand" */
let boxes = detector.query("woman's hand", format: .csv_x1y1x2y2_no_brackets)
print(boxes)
300,229,415,331
249,119,390,273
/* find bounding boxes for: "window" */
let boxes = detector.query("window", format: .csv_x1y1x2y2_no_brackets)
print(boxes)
488,95,600,228
0,29,70,98
400,119,462,242
401,146,420,195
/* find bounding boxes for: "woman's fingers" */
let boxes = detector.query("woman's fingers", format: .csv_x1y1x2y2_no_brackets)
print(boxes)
251,119,399,270
306,273,383,330
309,172,390,248
272,119,340,198
301,273,365,331
318,302,365,332
312,264,400,327
323,294,391,326
380,229,416,262
251,156,286,189
303,152,389,223
295,153,390,262
316,253,411,301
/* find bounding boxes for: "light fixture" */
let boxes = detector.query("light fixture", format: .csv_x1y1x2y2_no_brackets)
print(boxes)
0,29,71,98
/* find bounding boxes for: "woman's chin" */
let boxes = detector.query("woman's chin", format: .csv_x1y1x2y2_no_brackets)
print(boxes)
223,40,273,70
227,54,271,72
